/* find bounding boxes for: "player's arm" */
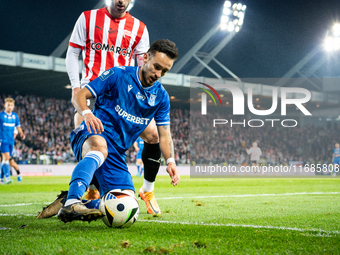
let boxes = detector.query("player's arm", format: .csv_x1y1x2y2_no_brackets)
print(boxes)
67,12,86,97
332,153,335,163
66,46,82,97
72,87,104,134
134,25,149,67
16,127,25,140
157,125,180,186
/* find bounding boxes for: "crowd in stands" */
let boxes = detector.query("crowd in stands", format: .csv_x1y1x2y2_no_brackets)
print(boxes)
0,95,75,164
190,111,340,166
1,94,338,166
0,95,191,165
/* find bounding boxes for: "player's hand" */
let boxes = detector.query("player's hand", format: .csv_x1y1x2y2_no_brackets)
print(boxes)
84,112,104,134
166,162,180,186
20,133,26,140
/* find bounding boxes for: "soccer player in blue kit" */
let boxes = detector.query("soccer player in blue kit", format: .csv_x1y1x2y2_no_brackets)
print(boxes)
0,98,25,184
57,39,180,222
134,137,144,177
332,143,340,177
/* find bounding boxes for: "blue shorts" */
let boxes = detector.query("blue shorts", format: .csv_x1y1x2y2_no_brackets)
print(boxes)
70,123,134,195
1,143,13,156
333,157,340,165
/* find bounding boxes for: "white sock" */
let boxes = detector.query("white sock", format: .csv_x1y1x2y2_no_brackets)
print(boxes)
142,179,154,193
64,199,81,207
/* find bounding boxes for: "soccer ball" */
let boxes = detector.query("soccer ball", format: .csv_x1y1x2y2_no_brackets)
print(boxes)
99,190,139,228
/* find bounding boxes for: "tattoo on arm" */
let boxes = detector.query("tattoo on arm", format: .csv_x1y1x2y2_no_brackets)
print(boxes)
164,125,174,158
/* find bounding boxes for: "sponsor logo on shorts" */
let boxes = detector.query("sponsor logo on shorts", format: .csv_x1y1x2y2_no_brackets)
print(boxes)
74,124,84,135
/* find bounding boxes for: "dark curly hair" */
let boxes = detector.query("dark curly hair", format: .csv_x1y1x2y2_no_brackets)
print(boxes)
148,39,179,60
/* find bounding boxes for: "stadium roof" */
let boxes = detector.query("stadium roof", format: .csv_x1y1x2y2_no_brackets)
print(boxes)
1,0,340,105
1,0,340,79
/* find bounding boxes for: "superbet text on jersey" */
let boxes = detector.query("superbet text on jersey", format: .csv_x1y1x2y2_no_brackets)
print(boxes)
69,7,149,86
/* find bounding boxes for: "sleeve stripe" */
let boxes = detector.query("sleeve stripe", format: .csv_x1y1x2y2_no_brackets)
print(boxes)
85,85,97,98
69,42,84,50
156,122,170,126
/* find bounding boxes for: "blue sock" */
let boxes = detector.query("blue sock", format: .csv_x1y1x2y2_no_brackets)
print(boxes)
137,163,141,175
0,163,3,180
67,151,104,201
140,165,144,175
2,161,10,180
82,199,101,209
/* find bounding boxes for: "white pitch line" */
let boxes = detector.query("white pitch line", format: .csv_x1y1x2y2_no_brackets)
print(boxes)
0,192,338,207
0,203,33,207
0,213,35,217
156,192,340,200
0,214,338,237
139,220,340,236
0,214,337,237
0,202,52,207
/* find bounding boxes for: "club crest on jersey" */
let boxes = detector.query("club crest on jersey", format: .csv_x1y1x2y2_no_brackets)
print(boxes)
99,69,114,81
149,94,157,106
136,92,146,101
124,30,132,37
128,85,133,92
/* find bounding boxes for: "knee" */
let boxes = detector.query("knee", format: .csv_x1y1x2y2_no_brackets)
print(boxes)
82,136,108,159
141,128,159,144
92,146,108,159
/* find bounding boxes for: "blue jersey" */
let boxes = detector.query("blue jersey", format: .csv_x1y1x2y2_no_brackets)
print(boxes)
86,66,170,154
0,111,20,145
136,137,144,151
334,148,340,158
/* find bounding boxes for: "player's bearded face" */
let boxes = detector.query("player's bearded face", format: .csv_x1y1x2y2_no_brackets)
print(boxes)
110,0,131,13
141,52,174,87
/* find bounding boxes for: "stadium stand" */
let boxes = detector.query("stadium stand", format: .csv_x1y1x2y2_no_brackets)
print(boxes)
0,94,190,165
190,110,340,166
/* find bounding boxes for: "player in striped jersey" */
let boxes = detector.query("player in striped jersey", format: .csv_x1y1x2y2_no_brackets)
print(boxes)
63,0,161,214
0,98,25,184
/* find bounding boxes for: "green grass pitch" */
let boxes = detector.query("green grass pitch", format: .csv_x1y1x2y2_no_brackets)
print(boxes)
0,176,339,254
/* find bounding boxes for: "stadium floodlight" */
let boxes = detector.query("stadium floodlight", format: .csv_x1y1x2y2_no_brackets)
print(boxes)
324,23,340,51
105,0,135,11
220,1,246,32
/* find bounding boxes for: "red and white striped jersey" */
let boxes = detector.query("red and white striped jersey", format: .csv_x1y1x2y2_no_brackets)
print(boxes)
69,7,149,87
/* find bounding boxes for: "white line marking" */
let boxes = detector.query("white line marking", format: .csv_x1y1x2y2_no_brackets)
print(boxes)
0,213,337,237
157,192,340,200
0,202,50,207
139,220,339,236
0,192,338,207
0,203,33,207
0,213,35,217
